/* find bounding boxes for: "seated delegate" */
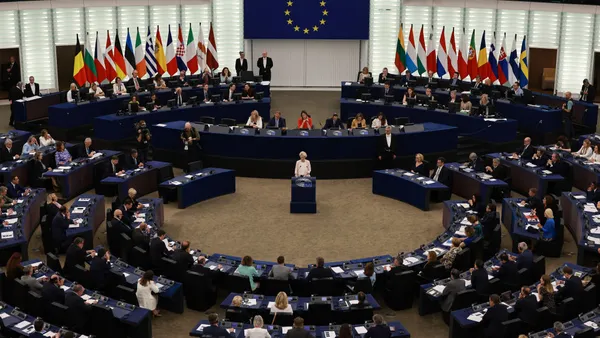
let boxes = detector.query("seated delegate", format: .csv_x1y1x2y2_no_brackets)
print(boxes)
411,153,428,176
323,113,344,129
351,113,367,129
402,87,416,104
371,112,388,129
358,66,371,83
242,83,254,100
54,141,72,166
246,110,263,129
234,255,261,291
267,111,286,129
573,138,593,158
297,111,313,129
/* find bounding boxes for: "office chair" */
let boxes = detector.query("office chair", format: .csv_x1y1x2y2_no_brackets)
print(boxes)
309,277,335,296
573,327,595,338
46,302,69,327
46,252,63,274
345,307,373,324
384,270,415,310
582,283,596,313
187,160,204,173
117,233,133,262
72,264,91,288
501,318,522,338
262,278,291,296
199,116,215,124
225,308,252,324
103,269,127,299
556,297,577,322
226,274,252,293
129,246,151,270
268,312,294,326
451,247,471,272
350,278,373,294
531,255,546,282
91,303,125,338
184,270,217,311
450,289,479,313
220,118,237,126
160,257,180,281
115,285,138,306
308,302,332,325
13,278,29,310
26,290,44,318
534,307,553,331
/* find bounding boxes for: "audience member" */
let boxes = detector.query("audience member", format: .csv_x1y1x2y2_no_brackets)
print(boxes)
54,141,71,166
411,153,428,176
267,111,287,129
351,113,367,129
5,252,24,280
39,129,55,147
42,274,65,304
537,274,557,313
306,256,334,281
90,248,111,290
284,317,313,338
364,314,391,338
556,266,583,302
440,269,466,320
297,111,313,129
244,315,270,338
21,135,39,155
64,237,95,278
492,253,518,287
20,265,43,292
7,175,28,198
470,259,489,296
481,294,508,338
234,255,261,291
420,251,438,280
440,238,462,269
246,110,263,128
136,270,161,317
150,229,171,267
171,240,195,269
65,284,94,332
51,206,75,252
269,291,293,314
323,113,344,129
269,256,292,280
204,313,236,337
514,286,538,331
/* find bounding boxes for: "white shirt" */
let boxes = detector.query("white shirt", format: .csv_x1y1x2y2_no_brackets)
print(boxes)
263,57,267,68
245,327,271,338
135,280,159,310
228,90,235,101
268,303,293,314
113,83,126,94
246,117,263,128
66,90,76,103
372,119,388,129
295,159,311,177
89,87,104,96
433,166,442,181
591,153,600,162
39,135,55,147
576,146,593,159
385,134,392,147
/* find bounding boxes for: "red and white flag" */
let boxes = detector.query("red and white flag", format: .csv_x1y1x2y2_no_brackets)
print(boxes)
207,22,219,70
104,30,116,82
447,28,458,78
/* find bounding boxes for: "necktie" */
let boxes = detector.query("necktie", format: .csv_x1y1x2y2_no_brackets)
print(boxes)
134,78,139,90
134,157,137,166
275,119,279,128
433,167,442,181
113,164,115,173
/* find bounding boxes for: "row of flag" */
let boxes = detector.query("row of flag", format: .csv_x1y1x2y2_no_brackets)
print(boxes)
73,23,219,87
395,24,529,88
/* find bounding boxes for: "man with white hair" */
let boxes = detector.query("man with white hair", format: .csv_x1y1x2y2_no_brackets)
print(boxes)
465,152,483,171
181,122,201,166
513,137,534,160
485,158,506,180
377,126,396,169
82,137,95,158
562,91,574,138
24,76,40,97
510,242,534,271
0,138,19,163
257,51,273,81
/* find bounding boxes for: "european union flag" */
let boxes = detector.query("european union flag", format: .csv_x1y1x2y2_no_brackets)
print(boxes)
244,0,370,40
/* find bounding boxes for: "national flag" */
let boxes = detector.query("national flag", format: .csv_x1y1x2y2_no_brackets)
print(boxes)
406,24,417,74
508,34,519,85
394,23,406,73
104,30,116,82
448,28,458,78
487,32,498,83
135,27,146,78
166,26,177,76
176,24,187,72
145,27,157,77
185,24,198,74
458,28,468,80
125,28,136,78
113,30,127,80
94,31,106,83
467,29,478,80
436,26,448,78
207,22,219,70
155,26,167,75
477,30,488,80
497,33,509,85
519,35,528,88
417,25,427,75
73,34,87,87
197,23,207,72
426,31,436,75
84,32,97,84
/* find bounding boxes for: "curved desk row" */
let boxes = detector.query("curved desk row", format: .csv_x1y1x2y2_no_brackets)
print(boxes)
13,92,63,123
94,99,271,141
340,99,518,143
561,192,600,266
158,168,236,209
0,189,45,262
0,301,85,337
445,163,510,204
372,169,448,211
66,194,105,251
99,160,174,201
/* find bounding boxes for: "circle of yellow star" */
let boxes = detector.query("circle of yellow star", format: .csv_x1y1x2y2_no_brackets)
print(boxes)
320,1,326,6
320,19,326,25
284,9,291,16
322,10,328,16
294,25,300,32
287,19,293,25
287,0,293,6
303,28,309,34
313,25,319,32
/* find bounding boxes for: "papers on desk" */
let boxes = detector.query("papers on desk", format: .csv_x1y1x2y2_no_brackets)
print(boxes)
142,203,150,208
423,180,436,185
324,331,336,338
4,218,18,225
584,321,599,330
454,226,467,237
459,203,470,209
442,238,453,247
185,175,193,179
525,224,538,232
58,166,72,170
574,195,587,200
78,198,91,202
525,162,537,168
484,118,507,122
500,302,513,310
431,285,446,293
170,180,182,185
14,320,30,329
0,168,7,171
91,153,103,159
156,282,164,289
72,207,86,214
68,222,80,228
464,279,471,288
353,269,365,278
0,313,10,319
349,300,360,305
196,324,210,332
591,227,600,235
1,232,13,239
116,173,126,177
156,123,167,127
586,236,600,245
331,266,345,274
403,256,421,265
81,294,91,301
354,326,368,335
163,238,175,251
416,177,425,180
541,170,553,175
460,217,472,226
402,172,415,177
15,160,23,163
123,272,130,278
282,327,293,334
44,332,57,337
467,312,485,322
244,298,257,306
584,203,598,213
344,82,352,86
426,247,447,257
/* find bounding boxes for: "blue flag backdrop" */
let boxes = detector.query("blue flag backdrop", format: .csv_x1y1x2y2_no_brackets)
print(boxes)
244,0,370,40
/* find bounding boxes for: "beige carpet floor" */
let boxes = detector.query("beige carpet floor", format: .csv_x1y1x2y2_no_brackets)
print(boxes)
0,93,580,338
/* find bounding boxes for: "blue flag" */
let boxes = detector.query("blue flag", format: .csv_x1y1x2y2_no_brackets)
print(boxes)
244,0,369,40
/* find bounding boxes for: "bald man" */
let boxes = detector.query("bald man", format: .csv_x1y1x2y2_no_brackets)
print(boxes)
112,209,132,234
513,137,534,160
257,51,273,81
171,240,195,269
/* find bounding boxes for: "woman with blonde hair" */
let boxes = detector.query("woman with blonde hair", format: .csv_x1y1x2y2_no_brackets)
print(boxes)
231,295,243,307
573,138,593,158
537,274,556,313
351,113,367,129
246,110,263,129
269,291,293,314
294,151,311,177
536,208,556,241
411,153,428,176
244,315,270,338
39,129,55,147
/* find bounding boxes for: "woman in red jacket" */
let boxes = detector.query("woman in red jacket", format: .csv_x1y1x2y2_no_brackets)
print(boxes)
297,110,313,129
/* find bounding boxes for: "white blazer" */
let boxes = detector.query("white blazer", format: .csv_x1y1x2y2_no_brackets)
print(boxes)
295,160,311,177
575,146,593,159
135,280,159,310
246,117,263,128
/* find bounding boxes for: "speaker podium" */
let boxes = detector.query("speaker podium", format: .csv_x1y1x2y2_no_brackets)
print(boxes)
290,177,316,213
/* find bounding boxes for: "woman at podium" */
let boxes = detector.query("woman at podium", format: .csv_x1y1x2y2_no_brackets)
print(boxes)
294,151,311,177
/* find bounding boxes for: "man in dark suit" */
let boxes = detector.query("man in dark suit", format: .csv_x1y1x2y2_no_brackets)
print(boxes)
266,111,286,129
580,79,595,103
465,153,484,172
481,294,509,338
323,113,344,129
306,256,333,281
90,248,111,290
480,203,497,241
449,73,461,88
41,275,65,304
0,138,20,163
284,317,314,338
29,318,48,338
81,137,95,158
8,81,23,127
553,322,572,338
7,175,28,198
52,206,75,252
492,253,518,287
203,313,236,338
514,137,534,160
150,229,171,268
440,269,466,317
378,67,392,84
511,242,534,271
23,76,40,97
119,199,136,226
112,209,133,235
64,237,94,279
546,152,569,177
514,286,538,331
484,158,507,180
200,84,211,103
364,314,391,338
64,284,93,333
127,70,144,91
377,126,396,169
586,182,600,203
5,56,20,88
385,254,410,289
106,155,124,177
381,82,394,99
399,70,413,87
470,260,489,296
223,83,237,102
235,52,248,76
175,70,188,87
132,222,150,249
556,266,583,302
124,149,143,170
431,157,452,187
171,240,195,269
257,51,273,81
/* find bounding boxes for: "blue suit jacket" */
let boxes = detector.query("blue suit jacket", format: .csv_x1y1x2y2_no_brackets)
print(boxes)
6,182,25,199
267,117,286,128
202,325,235,338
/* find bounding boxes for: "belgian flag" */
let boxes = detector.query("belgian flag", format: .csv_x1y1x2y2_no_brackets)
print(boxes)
73,34,87,87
